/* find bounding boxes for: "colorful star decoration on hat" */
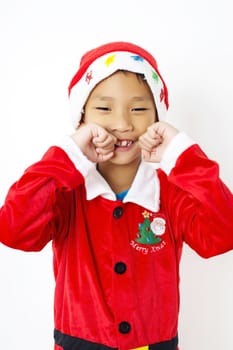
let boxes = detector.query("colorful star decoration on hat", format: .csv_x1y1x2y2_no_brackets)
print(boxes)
160,88,165,102
85,70,93,85
104,54,116,67
130,55,144,62
152,70,159,82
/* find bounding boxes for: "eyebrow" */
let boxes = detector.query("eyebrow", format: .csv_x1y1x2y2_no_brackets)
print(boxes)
92,96,114,101
92,95,152,101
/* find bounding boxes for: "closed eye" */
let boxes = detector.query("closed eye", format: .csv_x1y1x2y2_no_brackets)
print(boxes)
95,107,111,111
131,108,148,111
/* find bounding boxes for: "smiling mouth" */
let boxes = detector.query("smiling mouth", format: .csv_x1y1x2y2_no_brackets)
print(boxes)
115,140,134,148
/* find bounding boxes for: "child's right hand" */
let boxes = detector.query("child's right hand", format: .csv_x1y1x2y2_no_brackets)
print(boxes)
71,124,117,163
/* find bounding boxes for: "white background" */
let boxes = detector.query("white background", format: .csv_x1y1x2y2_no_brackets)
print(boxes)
0,0,233,349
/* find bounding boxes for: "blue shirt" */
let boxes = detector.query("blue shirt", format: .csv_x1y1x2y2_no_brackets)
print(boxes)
116,189,129,201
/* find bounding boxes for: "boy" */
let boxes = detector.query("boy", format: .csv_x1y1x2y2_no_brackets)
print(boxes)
0,41,233,350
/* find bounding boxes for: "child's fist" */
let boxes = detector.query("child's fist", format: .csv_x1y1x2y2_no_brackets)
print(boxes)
139,121,179,163
71,124,117,162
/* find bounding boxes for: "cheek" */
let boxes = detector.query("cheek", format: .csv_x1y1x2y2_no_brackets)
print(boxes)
84,113,103,125
136,117,154,132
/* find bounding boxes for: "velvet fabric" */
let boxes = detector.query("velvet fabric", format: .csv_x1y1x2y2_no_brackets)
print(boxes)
0,145,233,349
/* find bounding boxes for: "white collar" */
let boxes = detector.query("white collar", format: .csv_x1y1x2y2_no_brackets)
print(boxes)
85,161,160,212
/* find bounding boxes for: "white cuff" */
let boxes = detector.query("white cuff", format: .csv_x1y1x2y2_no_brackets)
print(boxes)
56,136,95,177
160,132,195,174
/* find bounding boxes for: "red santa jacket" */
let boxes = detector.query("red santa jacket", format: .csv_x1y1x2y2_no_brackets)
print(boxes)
0,133,233,350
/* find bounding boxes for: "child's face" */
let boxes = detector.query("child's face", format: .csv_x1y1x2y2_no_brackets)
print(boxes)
83,70,157,165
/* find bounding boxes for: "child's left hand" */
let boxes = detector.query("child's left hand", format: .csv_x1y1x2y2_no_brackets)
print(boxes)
139,121,179,163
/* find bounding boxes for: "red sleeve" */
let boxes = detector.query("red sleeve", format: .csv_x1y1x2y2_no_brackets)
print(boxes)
0,146,84,251
159,144,233,258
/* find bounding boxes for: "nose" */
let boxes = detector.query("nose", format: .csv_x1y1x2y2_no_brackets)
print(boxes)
108,109,133,132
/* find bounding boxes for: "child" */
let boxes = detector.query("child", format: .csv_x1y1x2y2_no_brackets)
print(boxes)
1,41,233,350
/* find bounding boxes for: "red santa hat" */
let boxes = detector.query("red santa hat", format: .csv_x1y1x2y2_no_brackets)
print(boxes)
68,41,169,128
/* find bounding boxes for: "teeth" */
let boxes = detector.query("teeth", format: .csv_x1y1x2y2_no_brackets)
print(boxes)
121,140,129,147
116,140,133,147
